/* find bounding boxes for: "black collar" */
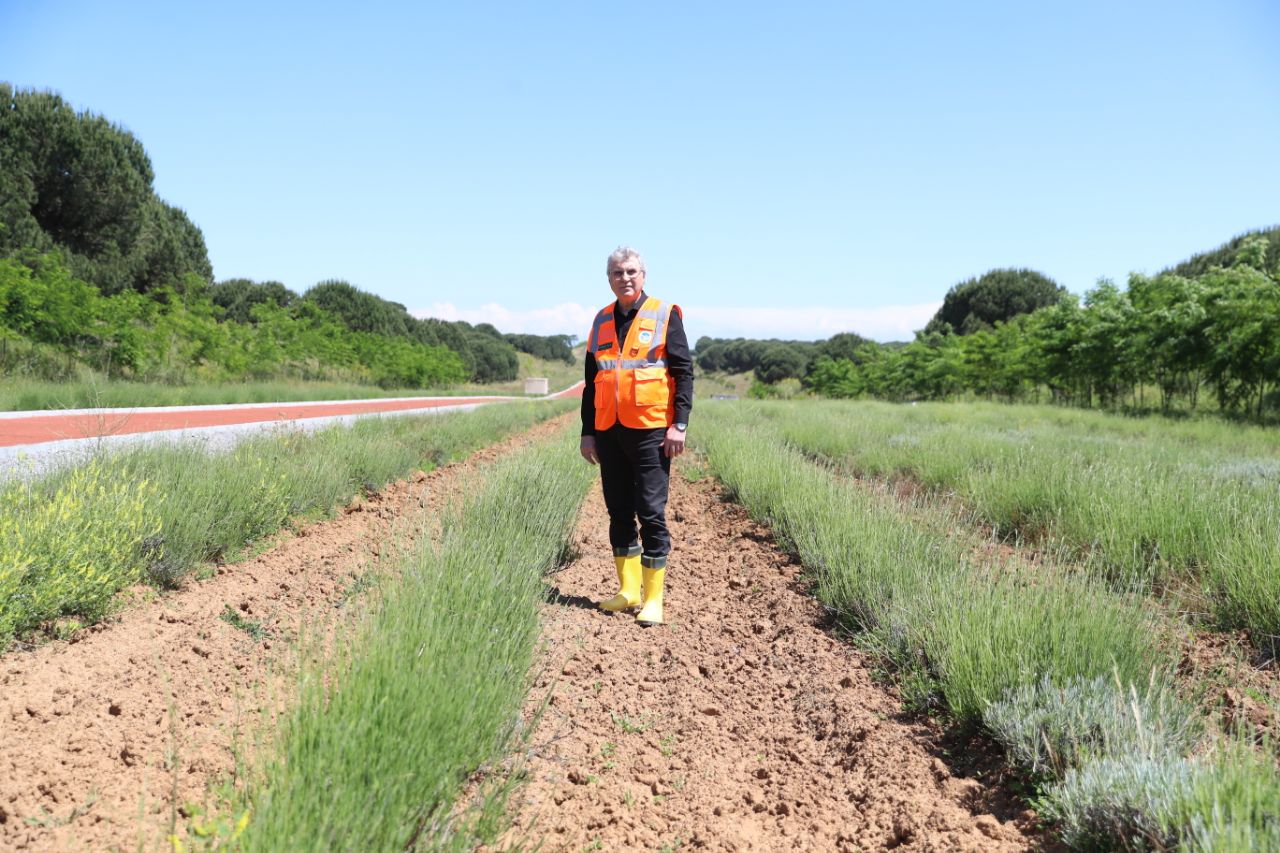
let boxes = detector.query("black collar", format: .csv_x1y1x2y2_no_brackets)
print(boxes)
615,292,646,317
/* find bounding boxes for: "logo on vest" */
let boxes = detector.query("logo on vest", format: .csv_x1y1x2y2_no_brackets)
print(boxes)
637,330,653,345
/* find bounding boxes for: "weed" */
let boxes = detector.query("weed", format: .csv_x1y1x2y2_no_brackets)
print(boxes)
21,794,97,829
611,712,649,734
337,571,378,607
219,605,267,641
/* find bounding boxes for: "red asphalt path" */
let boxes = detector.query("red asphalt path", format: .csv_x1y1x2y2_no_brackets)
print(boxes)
0,382,584,449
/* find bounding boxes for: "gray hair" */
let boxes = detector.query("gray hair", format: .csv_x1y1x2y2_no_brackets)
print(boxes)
606,246,645,271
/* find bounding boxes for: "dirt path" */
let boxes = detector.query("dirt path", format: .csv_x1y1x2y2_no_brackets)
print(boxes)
0,415,570,852
501,468,1042,851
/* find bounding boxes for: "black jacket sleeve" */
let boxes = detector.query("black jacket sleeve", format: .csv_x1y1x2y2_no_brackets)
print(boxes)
581,351,597,437
666,309,693,426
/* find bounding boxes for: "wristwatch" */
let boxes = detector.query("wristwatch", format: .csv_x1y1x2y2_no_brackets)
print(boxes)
673,423,687,432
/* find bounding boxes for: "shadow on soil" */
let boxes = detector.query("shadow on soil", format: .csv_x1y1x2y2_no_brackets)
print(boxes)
542,585,600,612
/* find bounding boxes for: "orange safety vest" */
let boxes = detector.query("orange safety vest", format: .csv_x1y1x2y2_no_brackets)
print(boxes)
587,295,682,431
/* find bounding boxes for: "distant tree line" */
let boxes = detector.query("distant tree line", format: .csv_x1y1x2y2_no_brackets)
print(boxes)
0,85,572,387
702,233,1280,419
504,333,575,364
695,332,873,385
0,255,467,387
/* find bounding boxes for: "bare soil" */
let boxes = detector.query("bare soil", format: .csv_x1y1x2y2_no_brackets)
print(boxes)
497,468,1043,851
0,416,567,852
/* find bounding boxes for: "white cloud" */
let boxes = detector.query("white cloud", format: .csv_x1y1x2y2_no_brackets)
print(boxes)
413,302,598,339
682,303,942,343
411,301,941,343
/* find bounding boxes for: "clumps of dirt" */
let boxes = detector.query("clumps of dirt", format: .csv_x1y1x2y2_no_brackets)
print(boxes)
1178,628,1280,743
0,415,571,852
497,470,1043,851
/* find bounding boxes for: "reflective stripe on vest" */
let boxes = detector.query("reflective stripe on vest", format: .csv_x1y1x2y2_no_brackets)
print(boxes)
587,296,681,430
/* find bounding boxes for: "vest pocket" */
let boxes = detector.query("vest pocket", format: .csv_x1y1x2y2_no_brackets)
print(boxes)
631,367,669,407
593,372,613,408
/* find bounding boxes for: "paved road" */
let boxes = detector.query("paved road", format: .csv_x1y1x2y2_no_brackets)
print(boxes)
0,382,584,483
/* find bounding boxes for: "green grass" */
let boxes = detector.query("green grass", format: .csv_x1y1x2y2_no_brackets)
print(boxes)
748,399,1280,649
236,424,592,850
0,399,574,649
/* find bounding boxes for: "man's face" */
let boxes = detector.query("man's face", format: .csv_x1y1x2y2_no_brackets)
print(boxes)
607,258,646,306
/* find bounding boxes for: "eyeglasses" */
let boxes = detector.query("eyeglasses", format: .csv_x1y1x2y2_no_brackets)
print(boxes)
609,267,644,280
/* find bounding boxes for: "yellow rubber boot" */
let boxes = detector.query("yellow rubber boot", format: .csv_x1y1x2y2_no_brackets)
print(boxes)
636,567,666,626
599,554,642,612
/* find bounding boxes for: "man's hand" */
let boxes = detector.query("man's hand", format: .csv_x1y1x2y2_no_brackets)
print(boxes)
662,425,686,458
580,435,599,465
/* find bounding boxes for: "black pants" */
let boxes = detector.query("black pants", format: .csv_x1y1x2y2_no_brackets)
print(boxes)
595,425,671,568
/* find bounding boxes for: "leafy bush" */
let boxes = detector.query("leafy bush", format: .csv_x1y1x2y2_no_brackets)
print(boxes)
983,674,1201,779
1043,754,1200,850
0,460,158,647
1043,747,1280,852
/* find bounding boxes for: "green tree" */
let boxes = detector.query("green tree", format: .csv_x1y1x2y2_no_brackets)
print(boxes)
505,333,574,363
303,280,412,337
805,356,865,398
1074,280,1143,407
754,343,808,384
1127,271,1209,410
209,278,297,324
0,85,213,295
1201,238,1280,416
925,268,1067,336
0,252,99,348
1167,226,1280,279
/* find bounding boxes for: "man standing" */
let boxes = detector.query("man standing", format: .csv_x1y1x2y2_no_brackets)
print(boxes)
580,247,693,626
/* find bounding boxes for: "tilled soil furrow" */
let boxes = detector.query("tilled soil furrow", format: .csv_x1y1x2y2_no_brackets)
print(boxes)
502,469,1040,851
0,415,569,852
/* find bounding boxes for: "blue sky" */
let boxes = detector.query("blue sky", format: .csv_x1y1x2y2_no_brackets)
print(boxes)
3,1,1277,342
